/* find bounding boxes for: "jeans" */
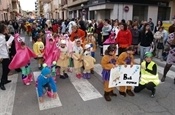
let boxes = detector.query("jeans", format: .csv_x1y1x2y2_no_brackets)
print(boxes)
140,46,150,62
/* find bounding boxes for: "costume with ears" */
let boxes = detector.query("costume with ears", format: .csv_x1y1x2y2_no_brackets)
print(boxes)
44,31,60,81
9,34,36,85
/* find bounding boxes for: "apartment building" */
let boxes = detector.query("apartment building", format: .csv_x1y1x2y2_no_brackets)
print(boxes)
0,0,22,21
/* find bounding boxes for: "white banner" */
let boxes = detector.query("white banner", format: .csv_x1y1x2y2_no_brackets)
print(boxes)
109,65,140,88
103,44,118,55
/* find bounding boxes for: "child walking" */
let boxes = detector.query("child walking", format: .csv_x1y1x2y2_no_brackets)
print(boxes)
72,38,84,78
117,47,135,97
101,45,118,101
83,44,96,79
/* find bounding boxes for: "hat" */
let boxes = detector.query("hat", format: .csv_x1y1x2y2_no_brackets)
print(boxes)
145,52,153,58
85,44,91,49
41,66,51,76
60,40,66,44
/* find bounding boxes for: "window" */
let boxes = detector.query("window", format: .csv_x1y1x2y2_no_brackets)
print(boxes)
158,7,170,21
133,5,148,21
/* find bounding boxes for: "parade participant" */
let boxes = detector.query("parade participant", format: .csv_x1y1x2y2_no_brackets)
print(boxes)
84,33,96,58
57,39,69,79
64,34,74,72
101,45,118,101
161,26,175,84
9,34,36,85
72,38,84,79
117,47,135,97
33,35,44,70
83,44,96,79
25,22,31,36
37,66,57,103
0,24,11,90
70,25,86,44
134,52,160,97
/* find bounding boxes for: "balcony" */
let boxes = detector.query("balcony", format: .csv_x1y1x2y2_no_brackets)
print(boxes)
67,0,88,7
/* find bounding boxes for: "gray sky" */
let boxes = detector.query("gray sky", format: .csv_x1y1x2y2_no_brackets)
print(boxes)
19,0,36,11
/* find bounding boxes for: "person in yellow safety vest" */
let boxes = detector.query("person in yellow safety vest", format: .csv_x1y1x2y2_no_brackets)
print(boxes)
134,52,160,98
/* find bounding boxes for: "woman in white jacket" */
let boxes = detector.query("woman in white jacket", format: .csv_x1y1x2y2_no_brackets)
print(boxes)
0,24,11,90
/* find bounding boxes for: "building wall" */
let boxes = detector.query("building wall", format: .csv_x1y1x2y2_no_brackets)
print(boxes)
43,3,51,18
147,6,158,26
0,0,12,21
110,4,133,21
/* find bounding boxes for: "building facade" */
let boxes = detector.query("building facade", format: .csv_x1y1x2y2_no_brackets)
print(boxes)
0,0,12,21
61,0,174,25
0,0,22,21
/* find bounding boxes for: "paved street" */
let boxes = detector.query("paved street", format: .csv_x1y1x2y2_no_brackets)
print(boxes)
0,33,175,115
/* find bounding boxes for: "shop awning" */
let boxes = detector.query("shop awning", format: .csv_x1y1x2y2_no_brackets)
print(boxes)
89,4,114,11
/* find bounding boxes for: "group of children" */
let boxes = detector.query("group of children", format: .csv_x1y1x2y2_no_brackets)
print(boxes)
101,45,160,101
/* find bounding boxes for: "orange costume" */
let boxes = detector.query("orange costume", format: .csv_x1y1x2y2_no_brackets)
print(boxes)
117,52,135,96
70,29,85,43
101,54,118,101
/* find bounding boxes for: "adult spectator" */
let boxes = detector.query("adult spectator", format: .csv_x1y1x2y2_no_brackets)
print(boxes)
161,26,175,84
0,24,11,90
116,23,132,55
70,25,85,44
148,18,154,32
12,20,19,33
139,23,154,62
101,19,112,55
154,20,163,33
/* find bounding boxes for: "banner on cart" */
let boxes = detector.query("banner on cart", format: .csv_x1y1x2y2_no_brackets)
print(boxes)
109,65,140,88
103,44,118,55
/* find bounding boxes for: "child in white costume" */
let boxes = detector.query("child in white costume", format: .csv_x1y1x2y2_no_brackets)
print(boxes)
83,44,96,79
72,39,83,79
57,40,69,79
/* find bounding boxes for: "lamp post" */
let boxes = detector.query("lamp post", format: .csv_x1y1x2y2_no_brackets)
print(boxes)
81,4,85,20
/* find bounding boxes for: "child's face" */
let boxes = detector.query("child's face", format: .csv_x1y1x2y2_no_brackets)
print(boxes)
127,50,134,55
109,51,115,55
145,57,152,63
38,38,42,41
87,48,90,51
60,44,66,48
76,41,81,47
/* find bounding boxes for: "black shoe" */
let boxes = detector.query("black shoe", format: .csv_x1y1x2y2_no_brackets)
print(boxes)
4,80,12,85
110,90,117,96
161,77,166,82
39,67,42,70
126,90,135,96
91,70,94,74
60,75,66,79
104,92,111,101
0,84,6,90
64,73,69,78
174,78,175,84
119,91,126,97
151,89,156,98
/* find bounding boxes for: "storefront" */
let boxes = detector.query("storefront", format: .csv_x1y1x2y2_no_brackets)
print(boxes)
88,0,172,24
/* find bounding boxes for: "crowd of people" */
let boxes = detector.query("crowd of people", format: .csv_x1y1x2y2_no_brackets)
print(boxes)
0,16,175,103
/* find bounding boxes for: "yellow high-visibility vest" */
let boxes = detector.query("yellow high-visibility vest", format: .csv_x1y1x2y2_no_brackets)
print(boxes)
140,61,160,86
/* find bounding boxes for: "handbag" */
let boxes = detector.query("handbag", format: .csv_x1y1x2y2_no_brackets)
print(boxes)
157,42,164,49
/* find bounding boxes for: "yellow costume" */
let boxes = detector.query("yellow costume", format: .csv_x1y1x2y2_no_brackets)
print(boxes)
33,41,44,68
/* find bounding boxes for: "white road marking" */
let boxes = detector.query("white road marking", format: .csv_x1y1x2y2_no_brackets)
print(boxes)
68,73,103,101
134,58,175,79
0,74,18,115
33,72,62,111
